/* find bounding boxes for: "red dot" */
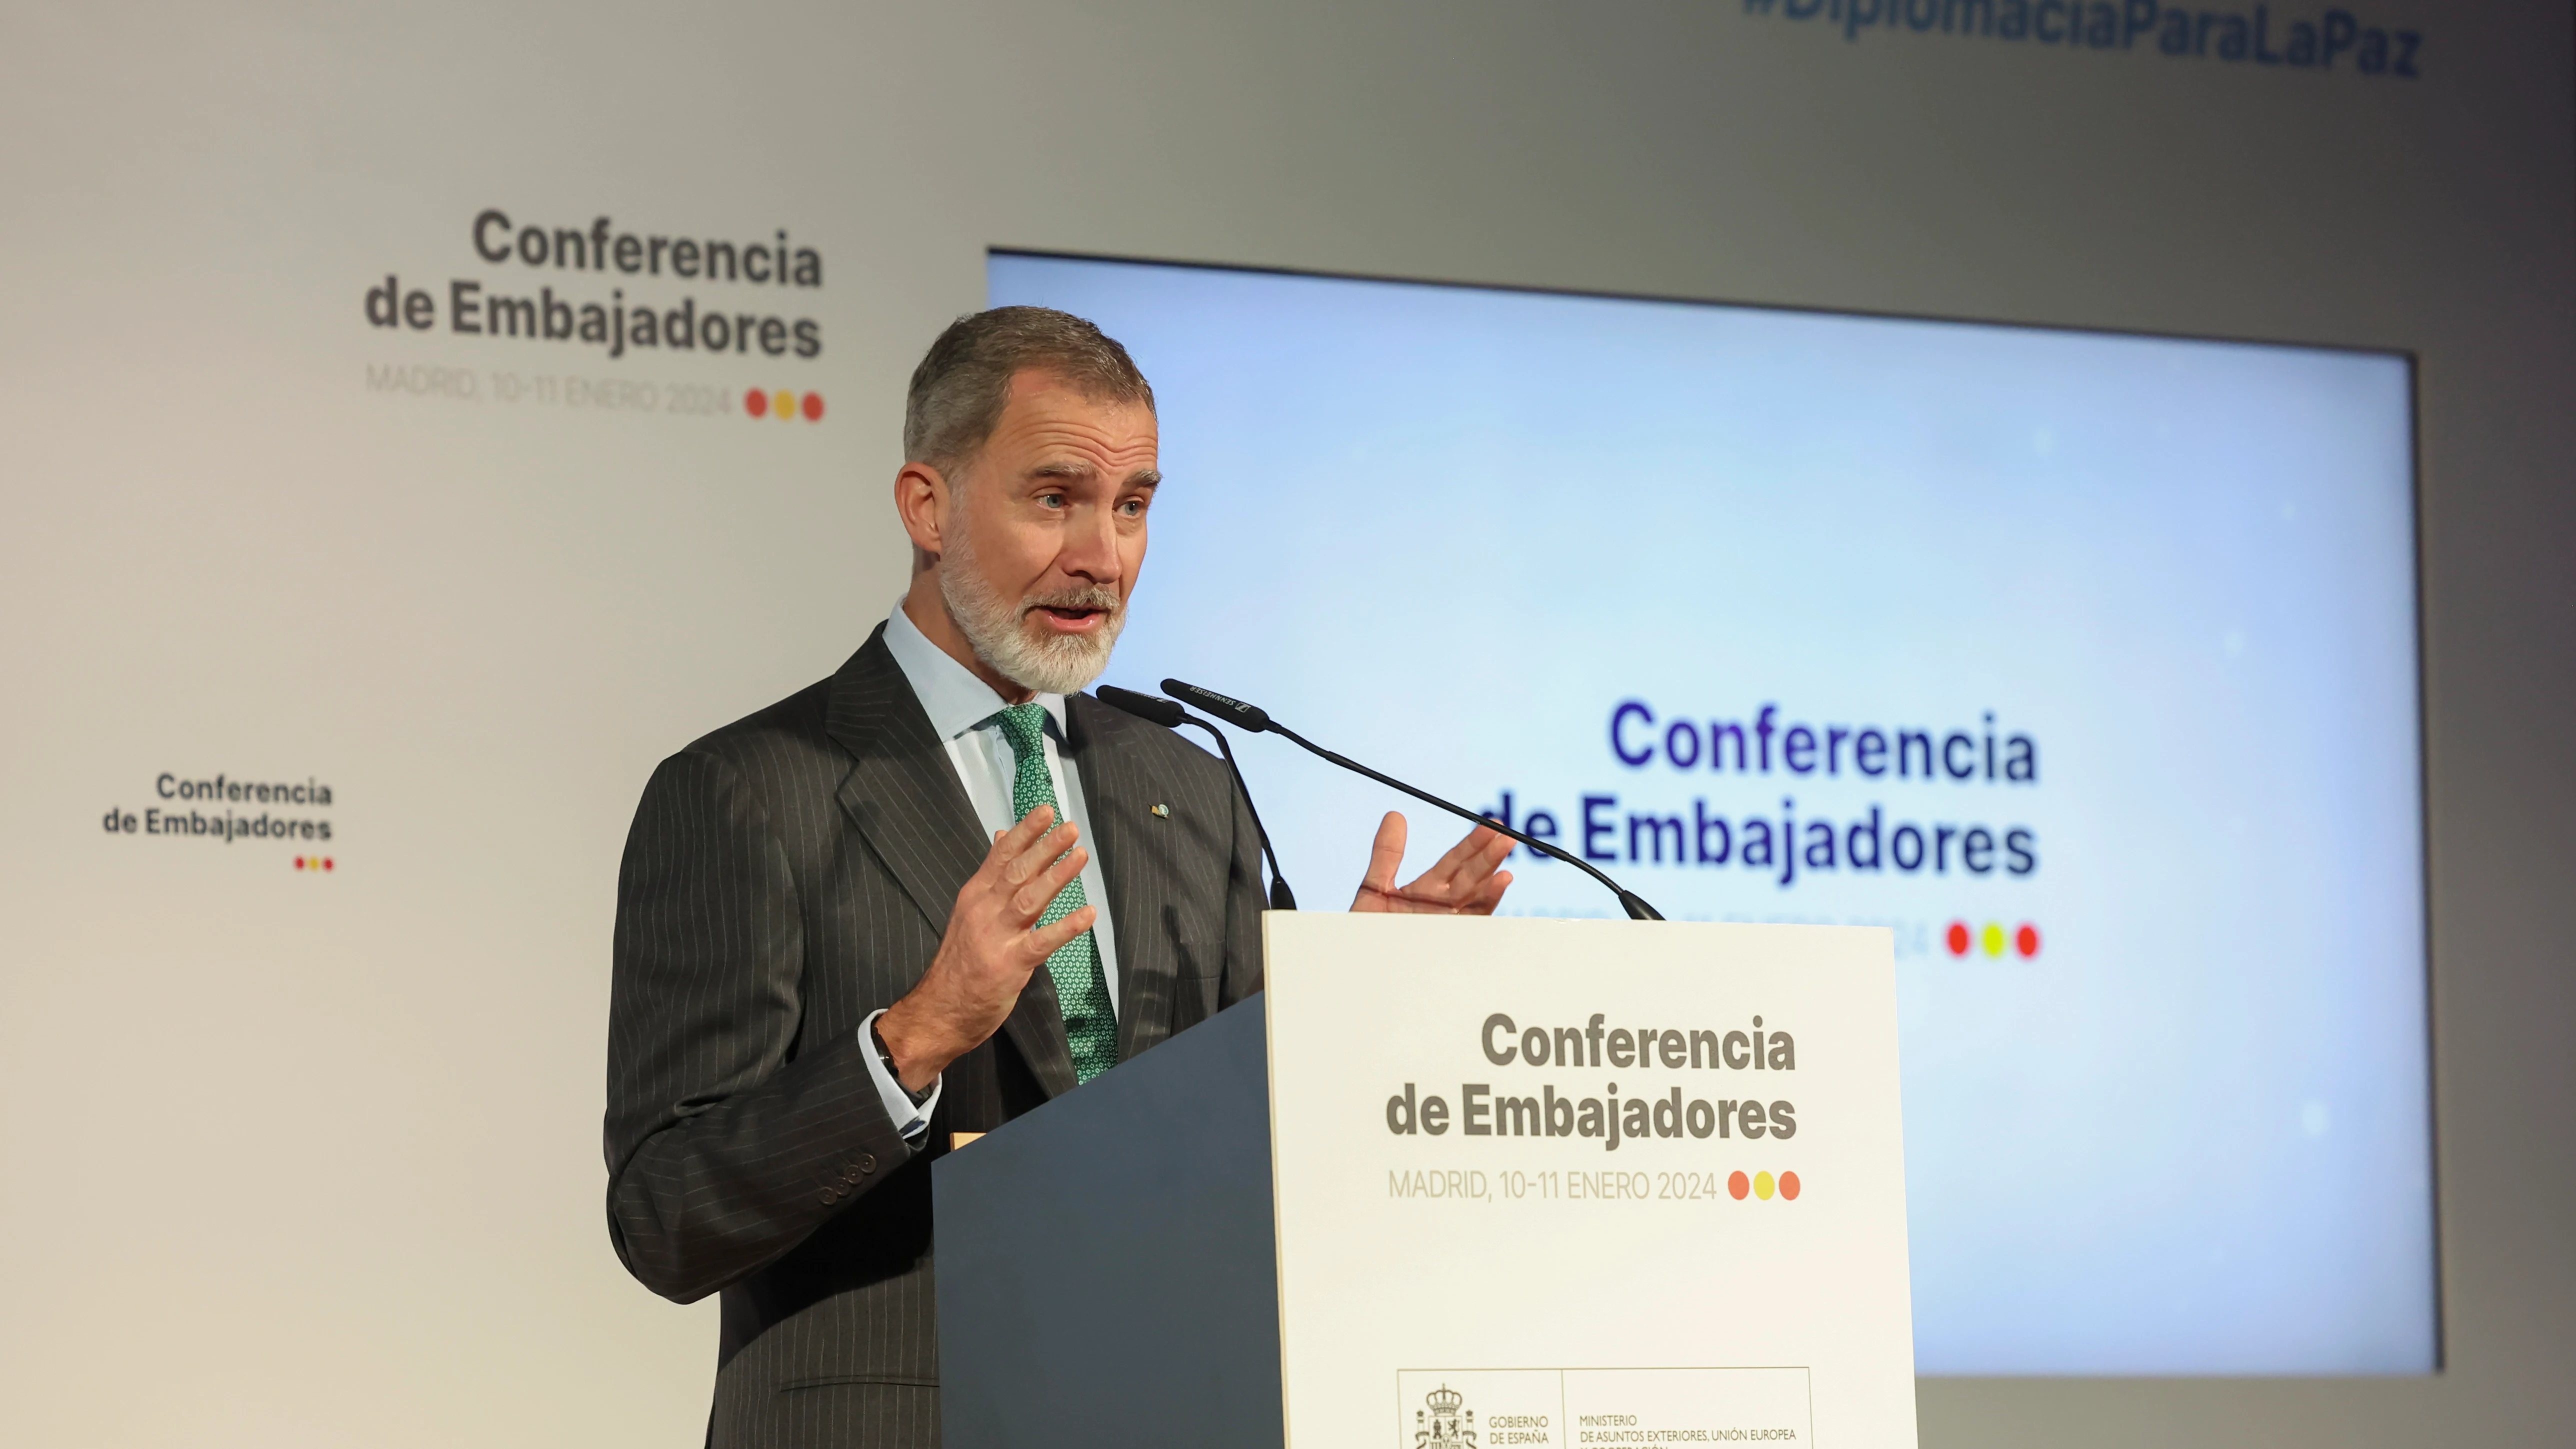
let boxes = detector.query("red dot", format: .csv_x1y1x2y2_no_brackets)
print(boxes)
1728,1170,1749,1200
323,858,334,871
744,388,768,417
293,856,304,870
802,392,824,421
1946,921,1971,956
2016,924,2040,957
1779,1171,1800,1200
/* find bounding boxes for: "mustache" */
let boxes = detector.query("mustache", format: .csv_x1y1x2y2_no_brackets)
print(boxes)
1020,584,1122,615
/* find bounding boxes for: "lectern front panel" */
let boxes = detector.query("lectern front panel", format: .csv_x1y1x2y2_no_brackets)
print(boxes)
934,994,1284,1449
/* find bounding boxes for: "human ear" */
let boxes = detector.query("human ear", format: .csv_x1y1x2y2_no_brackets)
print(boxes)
894,460,951,557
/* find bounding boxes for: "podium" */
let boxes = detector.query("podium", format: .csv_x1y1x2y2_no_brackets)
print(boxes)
934,913,1918,1448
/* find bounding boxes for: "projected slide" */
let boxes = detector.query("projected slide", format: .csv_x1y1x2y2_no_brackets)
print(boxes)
992,253,2436,1376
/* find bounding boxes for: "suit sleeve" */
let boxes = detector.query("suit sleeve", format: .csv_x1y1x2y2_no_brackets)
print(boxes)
602,748,916,1304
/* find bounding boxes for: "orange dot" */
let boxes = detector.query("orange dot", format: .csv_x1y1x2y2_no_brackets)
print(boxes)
2016,924,2041,958
774,390,795,420
802,391,824,422
1728,1170,1749,1200
744,388,768,416
1753,1170,1776,1200
1780,1171,1800,1200
1946,921,1970,956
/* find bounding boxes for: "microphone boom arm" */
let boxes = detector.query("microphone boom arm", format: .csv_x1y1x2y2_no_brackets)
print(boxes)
1174,716,1296,910
1094,684,1296,910
1148,673,1666,922
1259,720,1664,922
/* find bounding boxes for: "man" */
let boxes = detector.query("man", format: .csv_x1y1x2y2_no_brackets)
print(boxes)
604,306,1513,1448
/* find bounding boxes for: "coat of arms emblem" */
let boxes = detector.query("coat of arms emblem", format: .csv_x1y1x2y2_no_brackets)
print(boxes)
1414,1382,1476,1447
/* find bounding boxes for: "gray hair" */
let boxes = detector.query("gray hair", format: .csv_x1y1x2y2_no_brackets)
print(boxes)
902,306,1156,474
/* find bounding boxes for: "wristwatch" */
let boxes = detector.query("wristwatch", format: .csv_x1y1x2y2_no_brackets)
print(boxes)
870,1016,936,1108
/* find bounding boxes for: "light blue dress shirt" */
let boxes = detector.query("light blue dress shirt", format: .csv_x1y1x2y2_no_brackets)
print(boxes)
859,602,1124,1140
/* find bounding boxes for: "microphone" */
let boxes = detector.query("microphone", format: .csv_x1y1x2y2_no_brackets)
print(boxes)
1161,678,1666,922
1094,685,1298,910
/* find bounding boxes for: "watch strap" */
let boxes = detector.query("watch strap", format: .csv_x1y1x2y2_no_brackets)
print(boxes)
870,1016,935,1108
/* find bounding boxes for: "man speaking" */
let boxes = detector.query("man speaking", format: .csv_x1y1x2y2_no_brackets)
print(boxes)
604,307,1513,1447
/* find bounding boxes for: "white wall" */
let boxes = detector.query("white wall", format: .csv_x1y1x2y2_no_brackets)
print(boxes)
1,2,2566,1445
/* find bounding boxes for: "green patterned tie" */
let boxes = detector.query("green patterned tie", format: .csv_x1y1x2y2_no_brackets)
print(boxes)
991,704,1118,1084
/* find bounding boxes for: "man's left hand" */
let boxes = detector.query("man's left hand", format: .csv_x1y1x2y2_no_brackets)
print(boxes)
1350,812,1514,914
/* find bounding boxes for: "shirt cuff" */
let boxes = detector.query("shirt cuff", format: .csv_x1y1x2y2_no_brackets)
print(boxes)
858,1008,942,1142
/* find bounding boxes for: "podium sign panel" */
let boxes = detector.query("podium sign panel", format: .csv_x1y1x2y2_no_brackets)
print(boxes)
1262,914,1916,1448
932,915,1913,1448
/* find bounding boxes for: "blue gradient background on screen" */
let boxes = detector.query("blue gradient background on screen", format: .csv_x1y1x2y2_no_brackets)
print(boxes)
990,254,2434,1376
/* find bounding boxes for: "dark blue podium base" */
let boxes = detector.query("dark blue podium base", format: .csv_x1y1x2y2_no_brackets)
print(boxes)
933,994,1284,1449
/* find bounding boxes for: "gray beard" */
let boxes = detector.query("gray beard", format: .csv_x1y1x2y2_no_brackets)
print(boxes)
936,530,1126,696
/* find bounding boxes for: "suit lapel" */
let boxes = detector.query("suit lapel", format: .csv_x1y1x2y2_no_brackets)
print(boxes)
1065,695,1180,1063
824,626,1078,1098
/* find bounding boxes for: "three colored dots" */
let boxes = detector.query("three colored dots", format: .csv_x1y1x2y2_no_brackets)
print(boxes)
1947,920,2041,958
294,856,334,872
745,388,824,422
1728,1170,1799,1202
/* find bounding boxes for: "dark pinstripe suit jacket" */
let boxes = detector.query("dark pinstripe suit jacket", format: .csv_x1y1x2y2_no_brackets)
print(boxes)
604,625,1265,1448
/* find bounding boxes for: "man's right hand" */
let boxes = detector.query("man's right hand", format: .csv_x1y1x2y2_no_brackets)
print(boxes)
875,804,1094,1093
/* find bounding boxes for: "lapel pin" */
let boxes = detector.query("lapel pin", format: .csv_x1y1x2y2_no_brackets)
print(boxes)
1150,803,1170,818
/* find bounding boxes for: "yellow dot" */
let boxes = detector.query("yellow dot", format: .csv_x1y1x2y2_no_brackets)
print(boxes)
775,390,796,420
1753,1170,1775,1200
1982,922,2006,956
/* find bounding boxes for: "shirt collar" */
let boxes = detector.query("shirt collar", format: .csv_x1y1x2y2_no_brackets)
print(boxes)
882,600,1068,744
